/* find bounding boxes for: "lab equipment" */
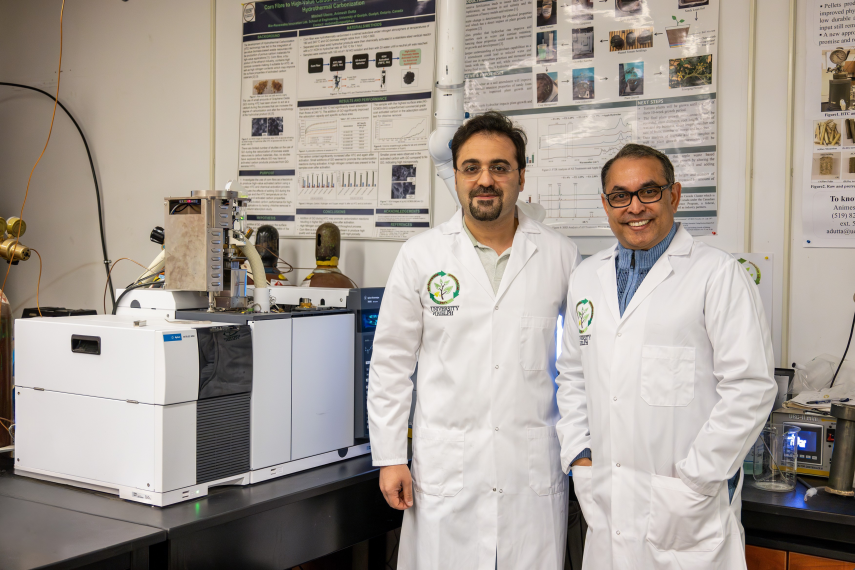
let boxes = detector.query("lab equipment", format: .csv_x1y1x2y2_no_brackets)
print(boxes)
300,223,357,288
771,408,837,477
163,189,268,312
751,425,800,492
349,287,384,439
826,403,855,496
14,300,364,506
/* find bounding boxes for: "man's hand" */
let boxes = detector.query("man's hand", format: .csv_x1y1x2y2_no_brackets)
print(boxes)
379,465,414,510
572,458,592,467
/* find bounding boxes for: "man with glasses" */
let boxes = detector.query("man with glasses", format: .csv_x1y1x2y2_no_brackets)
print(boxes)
555,144,776,569
368,111,581,569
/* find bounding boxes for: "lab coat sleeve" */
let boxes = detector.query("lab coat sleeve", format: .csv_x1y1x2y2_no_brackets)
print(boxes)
675,256,777,496
367,244,423,467
555,275,592,474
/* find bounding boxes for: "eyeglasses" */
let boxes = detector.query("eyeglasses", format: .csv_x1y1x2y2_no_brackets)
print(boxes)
455,164,520,181
603,183,674,208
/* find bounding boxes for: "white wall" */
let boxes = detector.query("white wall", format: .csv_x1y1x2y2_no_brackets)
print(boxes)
2,0,852,371
0,0,212,315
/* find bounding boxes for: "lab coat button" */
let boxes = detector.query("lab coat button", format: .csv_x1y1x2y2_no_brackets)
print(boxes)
495,365,499,369
494,306,499,310
499,489,503,493
613,397,617,401
617,333,622,337
616,463,621,467
495,427,499,431
616,530,621,536
493,488,496,492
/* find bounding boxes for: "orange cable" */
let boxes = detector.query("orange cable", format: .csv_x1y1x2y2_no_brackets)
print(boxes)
103,257,148,314
1,0,65,295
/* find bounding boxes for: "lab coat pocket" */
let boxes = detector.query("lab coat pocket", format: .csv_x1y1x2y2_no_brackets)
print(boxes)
527,426,565,496
520,316,558,371
646,474,723,552
411,427,464,497
640,345,695,406
570,465,595,525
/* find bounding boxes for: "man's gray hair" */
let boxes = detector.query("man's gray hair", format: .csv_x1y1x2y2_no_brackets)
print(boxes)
600,144,675,192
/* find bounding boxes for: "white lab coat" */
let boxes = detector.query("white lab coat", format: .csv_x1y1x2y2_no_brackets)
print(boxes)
368,209,581,570
555,224,776,570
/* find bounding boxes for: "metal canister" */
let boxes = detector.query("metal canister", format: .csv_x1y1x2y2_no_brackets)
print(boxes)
827,404,855,496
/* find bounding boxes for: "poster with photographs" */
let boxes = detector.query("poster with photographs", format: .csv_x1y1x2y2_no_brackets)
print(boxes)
237,0,436,240
464,0,719,236
801,0,855,247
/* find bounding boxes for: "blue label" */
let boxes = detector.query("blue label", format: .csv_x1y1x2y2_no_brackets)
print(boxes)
163,333,182,342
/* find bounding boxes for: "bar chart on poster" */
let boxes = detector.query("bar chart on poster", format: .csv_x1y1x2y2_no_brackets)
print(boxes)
465,0,720,236
237,0,436,240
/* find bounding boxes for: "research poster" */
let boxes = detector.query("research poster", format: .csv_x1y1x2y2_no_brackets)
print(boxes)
238,0,436,239
465,0,719,236
801,0,855,247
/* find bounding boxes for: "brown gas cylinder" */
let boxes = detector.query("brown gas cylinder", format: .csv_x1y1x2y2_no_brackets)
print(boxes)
301,223,357,288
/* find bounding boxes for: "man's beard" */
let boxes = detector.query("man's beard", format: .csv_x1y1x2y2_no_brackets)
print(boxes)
468,186,504,221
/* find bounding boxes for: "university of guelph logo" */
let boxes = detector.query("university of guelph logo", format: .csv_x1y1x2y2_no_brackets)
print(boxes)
427,271,460,305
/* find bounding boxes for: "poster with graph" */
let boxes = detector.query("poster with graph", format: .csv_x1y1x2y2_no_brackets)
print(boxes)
464,0,719,236
238,0,436,240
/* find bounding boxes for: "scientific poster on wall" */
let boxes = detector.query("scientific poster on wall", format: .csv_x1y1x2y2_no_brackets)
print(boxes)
465,0,719,236
801,0,855,248
238,0,436,240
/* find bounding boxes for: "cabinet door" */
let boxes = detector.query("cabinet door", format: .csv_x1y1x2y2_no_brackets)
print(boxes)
789,552,855,570
746,545,787,570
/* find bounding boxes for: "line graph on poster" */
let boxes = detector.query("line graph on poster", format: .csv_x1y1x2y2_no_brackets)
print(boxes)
374,117,428,144
374,117,428,143
535,176,610,231
300,119,338,149
538,115,634,166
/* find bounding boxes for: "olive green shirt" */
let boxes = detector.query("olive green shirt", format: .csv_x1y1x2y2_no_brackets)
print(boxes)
462,219,512,294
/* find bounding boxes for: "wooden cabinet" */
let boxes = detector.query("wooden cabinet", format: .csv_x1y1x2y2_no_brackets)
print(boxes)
746,545,787,570
789,552,855,570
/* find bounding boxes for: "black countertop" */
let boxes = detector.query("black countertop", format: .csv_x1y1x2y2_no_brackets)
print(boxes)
0,454,382,538
742,476,855,561
0,494,165,570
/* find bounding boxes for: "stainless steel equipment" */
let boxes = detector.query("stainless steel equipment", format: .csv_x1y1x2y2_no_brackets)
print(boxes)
771,408,836,477
827,404,855,496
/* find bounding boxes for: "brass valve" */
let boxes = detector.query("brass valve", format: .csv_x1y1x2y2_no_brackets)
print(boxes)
0,238,30,263
6,217,26,238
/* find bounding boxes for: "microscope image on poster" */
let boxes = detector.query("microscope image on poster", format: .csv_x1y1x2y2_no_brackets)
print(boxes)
391,164,417,200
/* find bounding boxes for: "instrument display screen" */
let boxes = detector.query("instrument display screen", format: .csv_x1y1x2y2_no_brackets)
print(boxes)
362,310,379,332
786,423,823,465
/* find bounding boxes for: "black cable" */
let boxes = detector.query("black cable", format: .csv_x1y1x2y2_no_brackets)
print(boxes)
112,280,164,315
0,82,115,309
830,309,855,388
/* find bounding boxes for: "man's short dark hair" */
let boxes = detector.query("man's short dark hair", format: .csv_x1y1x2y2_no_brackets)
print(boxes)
600,143,675,192
451,110,527,171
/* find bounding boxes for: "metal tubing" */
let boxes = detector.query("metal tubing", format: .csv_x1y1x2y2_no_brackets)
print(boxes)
827,404,855,496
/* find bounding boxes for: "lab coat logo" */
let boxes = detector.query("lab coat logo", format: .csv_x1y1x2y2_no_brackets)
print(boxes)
737,258,761,285
427,271,460,305
576,299,594,334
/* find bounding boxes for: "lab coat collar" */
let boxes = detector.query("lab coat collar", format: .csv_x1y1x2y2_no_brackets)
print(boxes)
596,222,694,324
444,207,539,301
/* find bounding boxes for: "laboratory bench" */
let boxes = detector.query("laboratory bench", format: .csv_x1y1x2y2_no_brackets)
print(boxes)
0,454,401,569
742,476,855,568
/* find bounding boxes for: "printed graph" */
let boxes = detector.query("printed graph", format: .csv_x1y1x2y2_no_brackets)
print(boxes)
538,177,609,230
374,118,428,143
539,116,633,163
300,119,338,149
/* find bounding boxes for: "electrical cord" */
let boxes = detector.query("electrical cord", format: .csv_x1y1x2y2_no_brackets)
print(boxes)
102,257,148,314
0,0,67,297
111,280,164,315
830,309,855,388
0,82,115,309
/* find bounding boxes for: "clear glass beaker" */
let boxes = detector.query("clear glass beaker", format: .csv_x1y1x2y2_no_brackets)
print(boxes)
751,425,800,492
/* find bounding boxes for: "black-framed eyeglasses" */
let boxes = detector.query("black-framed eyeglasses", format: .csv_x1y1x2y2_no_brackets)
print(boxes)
603,183,674,208
455,164,520,181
